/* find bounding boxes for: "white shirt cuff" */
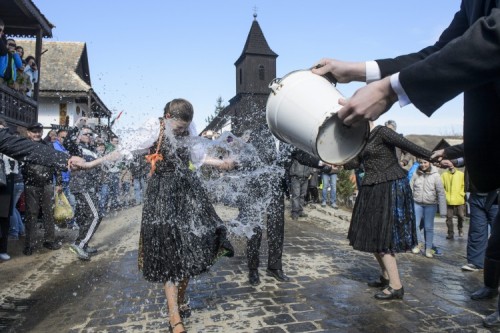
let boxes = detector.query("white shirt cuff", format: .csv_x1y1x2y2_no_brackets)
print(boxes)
390,73,412,107
365,61,381,83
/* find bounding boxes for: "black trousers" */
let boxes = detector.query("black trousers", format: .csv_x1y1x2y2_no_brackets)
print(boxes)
0,174,14,253
74,191,102,248
246,182,285,271
24,183,55,248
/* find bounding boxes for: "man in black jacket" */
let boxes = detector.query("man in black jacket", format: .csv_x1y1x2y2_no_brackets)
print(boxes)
240,125,329,286
22,123,62,255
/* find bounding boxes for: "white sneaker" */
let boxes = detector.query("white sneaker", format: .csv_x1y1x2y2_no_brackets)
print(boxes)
0,253,11,261
411,246,420,254
461,263,480,272
425,249,434,258
69,243,90,261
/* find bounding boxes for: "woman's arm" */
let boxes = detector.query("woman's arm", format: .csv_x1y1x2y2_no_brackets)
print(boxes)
203,156,235,171
379,126,431,159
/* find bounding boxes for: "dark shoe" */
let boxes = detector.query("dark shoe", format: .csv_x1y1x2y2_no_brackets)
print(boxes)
446,234,454,240
43,241,62,250
298,212,308,217
179,303,191,319
471,286,499,300
484,311,500,328
169,321,187,333
374,286,404,300
84,246,98,255
248,269,260,286
266,268,290,282
291,214,298,221
367,275,390,288
23,246,33,256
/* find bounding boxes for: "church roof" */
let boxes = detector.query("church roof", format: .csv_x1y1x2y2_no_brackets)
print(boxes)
235,15,277,65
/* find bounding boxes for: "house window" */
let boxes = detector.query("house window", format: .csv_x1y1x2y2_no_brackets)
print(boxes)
239,68,243,84
259,65,265,80
59,103,67,125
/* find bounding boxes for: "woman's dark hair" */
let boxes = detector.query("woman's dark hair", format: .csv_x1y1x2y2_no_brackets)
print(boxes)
163,98,193,122
25,55,35,63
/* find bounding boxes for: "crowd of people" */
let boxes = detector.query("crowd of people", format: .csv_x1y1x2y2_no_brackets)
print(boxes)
0,117,148,261
0,19,38,97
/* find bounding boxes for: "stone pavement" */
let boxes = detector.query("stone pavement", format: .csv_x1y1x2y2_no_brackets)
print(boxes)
0,202,498,333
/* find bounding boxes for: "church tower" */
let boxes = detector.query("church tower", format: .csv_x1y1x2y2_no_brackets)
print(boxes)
235,13,278,95
202,14,278,136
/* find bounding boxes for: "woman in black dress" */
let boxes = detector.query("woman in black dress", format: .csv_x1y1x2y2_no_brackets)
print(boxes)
139,98,234,333
344,122,431,300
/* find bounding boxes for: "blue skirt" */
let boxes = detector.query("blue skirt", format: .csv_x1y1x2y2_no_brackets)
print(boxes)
347,178,417,253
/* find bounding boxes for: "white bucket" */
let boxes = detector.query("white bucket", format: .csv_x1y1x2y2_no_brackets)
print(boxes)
266,70,369,165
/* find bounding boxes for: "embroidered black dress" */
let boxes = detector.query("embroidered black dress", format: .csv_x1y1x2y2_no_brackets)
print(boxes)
139,136,232,283
345,126,432,253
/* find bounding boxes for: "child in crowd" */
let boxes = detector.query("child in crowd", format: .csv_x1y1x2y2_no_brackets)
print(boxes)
410,158,447,258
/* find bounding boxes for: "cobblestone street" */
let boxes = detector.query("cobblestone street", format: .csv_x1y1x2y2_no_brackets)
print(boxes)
0,203,497,333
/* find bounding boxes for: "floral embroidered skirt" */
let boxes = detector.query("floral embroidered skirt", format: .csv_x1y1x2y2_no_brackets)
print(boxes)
347,177,417,253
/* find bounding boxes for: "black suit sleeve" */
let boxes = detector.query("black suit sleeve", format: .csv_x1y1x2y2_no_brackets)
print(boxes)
376,2,469,77
444,143,465,159
0,129,69,169
399,8,500,115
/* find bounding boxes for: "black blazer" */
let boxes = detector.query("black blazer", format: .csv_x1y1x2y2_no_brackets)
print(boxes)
0,128,68,169
376,1,500,192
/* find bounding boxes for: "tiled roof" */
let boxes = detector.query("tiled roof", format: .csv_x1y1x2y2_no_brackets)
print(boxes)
17,40,91,93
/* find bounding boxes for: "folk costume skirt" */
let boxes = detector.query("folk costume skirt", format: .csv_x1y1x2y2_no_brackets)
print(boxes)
347,177,417,253
139,169,233,283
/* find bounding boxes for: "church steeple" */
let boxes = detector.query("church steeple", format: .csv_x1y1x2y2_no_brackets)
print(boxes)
235,15,278,95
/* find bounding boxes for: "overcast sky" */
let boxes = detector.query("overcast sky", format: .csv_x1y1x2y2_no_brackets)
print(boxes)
34,0,464,136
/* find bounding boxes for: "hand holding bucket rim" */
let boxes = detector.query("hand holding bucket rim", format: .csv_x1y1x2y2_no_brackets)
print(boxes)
336,76,399,127
311,60,398,127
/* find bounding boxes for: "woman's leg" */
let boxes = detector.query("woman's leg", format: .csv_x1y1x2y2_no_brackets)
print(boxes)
413,203,425,247
164,282,185,332
373,253,389,279
321,174,329,204
177,278,189,305
381,254,402,292
423,205,437,251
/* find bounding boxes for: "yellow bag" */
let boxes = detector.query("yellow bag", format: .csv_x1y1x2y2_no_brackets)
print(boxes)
54,192,74,224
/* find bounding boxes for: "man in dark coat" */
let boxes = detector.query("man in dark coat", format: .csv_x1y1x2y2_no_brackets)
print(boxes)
311,0,500,327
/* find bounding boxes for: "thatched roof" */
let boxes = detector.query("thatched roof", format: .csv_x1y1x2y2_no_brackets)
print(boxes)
17,40,92,93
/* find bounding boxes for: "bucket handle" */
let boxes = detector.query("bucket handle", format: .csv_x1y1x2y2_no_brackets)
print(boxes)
268,77,282,95
310,64,338,85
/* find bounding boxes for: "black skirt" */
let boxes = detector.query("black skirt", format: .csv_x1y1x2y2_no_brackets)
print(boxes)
347,178,417,253
139,169,232,283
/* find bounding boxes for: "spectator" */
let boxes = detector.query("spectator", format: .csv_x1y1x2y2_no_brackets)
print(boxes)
306,169,320,204
66,127,120,260
441,164,466,239
0,36,23,87
23,55,38,97
22,122,62,255
410,158,447,258
99,136,121,215
289,156,313,220
119,166,133,207
43,129,57,144
129,153,147,205
53,129,78,230
321,163,339,209
0,119,16,260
